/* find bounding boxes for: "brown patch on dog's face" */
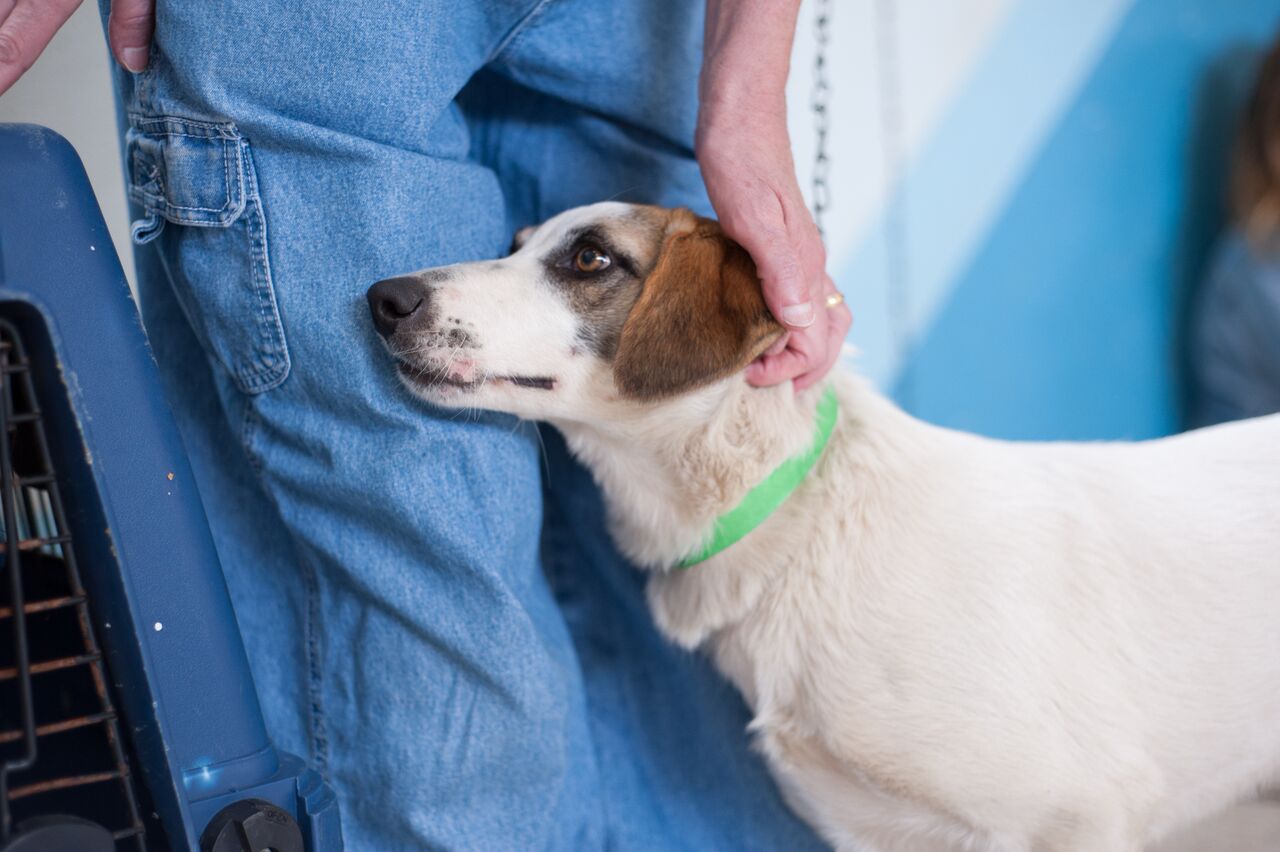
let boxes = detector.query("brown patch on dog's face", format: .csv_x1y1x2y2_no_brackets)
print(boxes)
612,209,785,400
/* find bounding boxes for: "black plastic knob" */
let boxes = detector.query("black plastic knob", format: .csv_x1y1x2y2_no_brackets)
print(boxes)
199,798,304,852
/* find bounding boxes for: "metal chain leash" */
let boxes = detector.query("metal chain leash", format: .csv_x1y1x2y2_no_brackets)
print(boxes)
811,0,832,241
810,0,911,402
874,0,912,405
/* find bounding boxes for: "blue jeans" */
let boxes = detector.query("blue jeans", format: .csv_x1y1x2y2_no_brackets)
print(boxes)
1190,228,1280,427
99,1,825,848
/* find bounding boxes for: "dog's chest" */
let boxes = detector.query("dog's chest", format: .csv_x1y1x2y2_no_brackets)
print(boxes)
702,578,887,758
703,594,1001,851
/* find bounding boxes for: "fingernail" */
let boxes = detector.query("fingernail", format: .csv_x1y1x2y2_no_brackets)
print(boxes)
122,48,149,73
781,302,815,328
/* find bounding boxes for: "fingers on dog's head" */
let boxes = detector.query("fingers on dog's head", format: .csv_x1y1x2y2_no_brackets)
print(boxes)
613,209,785,400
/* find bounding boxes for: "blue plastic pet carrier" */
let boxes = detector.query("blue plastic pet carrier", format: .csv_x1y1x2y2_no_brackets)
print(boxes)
0,125,342,852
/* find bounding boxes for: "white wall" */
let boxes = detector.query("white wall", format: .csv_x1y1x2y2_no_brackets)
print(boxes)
0,3,135,284
787,0,1014,275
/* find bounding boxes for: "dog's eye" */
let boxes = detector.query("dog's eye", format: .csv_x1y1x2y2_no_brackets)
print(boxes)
574,246,611,274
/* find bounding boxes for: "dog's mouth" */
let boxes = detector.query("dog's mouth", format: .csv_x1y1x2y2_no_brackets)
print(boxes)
395,360,556,392
505,375,557,390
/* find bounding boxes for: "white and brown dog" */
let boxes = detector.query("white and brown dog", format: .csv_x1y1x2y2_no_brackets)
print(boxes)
367,202,1280,852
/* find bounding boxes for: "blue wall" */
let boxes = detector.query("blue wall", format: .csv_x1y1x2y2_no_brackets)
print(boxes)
860,0,1280,440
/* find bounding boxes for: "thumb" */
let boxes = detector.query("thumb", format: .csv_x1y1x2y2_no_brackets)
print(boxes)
740,226,815,329
108,0,154,73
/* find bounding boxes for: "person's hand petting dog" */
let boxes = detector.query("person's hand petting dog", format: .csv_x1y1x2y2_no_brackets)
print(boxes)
2,0,849,389
699,0,852,390
0,0,153,93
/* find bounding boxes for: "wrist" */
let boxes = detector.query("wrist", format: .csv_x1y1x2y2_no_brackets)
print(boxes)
698,82,787,129
699,0,799,126
696,100,792,165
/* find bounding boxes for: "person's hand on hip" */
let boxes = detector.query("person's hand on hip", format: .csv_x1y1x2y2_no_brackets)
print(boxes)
0,0,153,95
698,0,852,390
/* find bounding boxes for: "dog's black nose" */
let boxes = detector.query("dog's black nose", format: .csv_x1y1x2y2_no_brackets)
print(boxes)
367,276,430,337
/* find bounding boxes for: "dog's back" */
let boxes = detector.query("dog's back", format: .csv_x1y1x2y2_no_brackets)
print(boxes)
704,381,1280,851
1057,412,1280,844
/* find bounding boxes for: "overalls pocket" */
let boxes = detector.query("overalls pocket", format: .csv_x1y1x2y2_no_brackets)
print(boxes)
126,114,290,394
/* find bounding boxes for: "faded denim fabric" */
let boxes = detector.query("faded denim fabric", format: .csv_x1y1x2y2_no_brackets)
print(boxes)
97,1,826,849
1191,229,1280,427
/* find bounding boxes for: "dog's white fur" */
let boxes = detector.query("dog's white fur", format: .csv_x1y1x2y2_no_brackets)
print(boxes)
378,202,1280,851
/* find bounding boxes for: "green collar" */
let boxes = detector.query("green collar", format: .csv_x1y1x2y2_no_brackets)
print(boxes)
678,386,839,568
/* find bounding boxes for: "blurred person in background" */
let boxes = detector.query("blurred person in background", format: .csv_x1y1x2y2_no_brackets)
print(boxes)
1191,35,1280,426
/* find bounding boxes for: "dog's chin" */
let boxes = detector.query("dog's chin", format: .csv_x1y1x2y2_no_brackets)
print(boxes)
394,360,557,408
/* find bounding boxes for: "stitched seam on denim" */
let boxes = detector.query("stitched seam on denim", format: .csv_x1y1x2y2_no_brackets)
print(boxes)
126,137,241,216
133,63,157,116
234,141,291,394
128,182,241,221
488,0,557,65
128,112,240,137
125,114,245,221
226,134,241,218
238,402,329,773
125,194,241,224
237,403,264,476
303,554,329,772
128,164,238,216
129,126,233,142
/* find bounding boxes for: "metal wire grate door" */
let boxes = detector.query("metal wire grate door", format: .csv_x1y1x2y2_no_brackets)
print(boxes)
0,320,147,851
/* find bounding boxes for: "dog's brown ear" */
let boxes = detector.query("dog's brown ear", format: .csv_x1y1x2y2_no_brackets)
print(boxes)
613,211,785,400
509,225,537,254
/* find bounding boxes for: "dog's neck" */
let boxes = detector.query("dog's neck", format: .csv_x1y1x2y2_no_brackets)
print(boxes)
554,371,926,650
553,377,825,572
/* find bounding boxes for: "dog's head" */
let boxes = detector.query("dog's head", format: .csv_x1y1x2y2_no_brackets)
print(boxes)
366,202,784,420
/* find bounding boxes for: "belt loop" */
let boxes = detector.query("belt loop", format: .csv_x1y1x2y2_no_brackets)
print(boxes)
130,211,166,245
